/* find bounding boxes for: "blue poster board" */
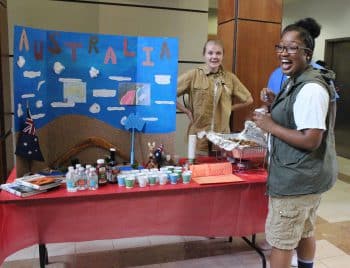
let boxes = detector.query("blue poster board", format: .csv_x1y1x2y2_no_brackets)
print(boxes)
13,26,178,133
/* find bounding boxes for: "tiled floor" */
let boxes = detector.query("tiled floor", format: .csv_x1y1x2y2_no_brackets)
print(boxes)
2,156,350,268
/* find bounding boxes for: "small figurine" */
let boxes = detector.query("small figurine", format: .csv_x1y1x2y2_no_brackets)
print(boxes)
145,142,157,169
145,157,157,169
154,144,164,168
147,142,156,158
163,154,175,166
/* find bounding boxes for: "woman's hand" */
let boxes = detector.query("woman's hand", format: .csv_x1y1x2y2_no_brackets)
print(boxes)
252,111,275,133
176,101,194,123
253,110,324,151
260,88,275,106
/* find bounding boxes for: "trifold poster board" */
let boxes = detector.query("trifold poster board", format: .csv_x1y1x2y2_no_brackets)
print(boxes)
13,26,179,175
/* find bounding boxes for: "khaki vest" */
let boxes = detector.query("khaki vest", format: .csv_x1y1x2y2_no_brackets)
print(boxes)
267,67,337,196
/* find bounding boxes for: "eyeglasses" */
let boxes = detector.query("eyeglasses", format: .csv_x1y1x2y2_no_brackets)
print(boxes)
274,44,312,54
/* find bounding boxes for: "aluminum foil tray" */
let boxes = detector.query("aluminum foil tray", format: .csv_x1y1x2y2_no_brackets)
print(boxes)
228,146,266,159
215,133,267,159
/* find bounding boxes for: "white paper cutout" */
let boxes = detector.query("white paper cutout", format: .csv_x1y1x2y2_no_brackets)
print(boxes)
107,106,125,111
17,103,24,117
108,76,132,81
59,78,82,83
89,66,99,78
17,56,25,68
155,100,175,105
31,113,45,119
21,93,35,98
120,116,127,126
23,71,41,78
54,61,65,74
142,117,158,121
93,89,116,97
36,100,43,108
51,101,75,108
89,103,100,114
155,75,171,85
36,80,45,91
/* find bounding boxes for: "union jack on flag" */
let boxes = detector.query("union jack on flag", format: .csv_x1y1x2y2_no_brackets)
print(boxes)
22,117,36,135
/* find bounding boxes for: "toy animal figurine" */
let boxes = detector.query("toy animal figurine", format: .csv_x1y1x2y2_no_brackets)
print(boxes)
145,142,157,169
154,144,164,168
147,142,156,158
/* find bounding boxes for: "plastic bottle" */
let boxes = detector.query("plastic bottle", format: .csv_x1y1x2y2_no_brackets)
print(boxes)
96,159,107,186
107,148,118,183
66,166,77,192
88,167,99,190
75,163,82,170
76,166,88,190
85,164,92,175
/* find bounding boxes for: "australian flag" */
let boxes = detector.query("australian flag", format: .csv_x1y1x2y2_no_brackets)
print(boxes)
15,107,44,161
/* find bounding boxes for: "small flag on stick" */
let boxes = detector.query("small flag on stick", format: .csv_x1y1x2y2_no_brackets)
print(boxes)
15,105,44,161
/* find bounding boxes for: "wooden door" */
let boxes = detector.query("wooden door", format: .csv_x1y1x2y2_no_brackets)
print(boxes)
325,38,350,158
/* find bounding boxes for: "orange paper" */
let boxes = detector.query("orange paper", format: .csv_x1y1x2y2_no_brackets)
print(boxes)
190,162,232,178
190,162,242,184
193,174,243,185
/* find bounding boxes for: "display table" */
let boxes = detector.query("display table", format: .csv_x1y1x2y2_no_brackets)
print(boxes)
0,169,268,267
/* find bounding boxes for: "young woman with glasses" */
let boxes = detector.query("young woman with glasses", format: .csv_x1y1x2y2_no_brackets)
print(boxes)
253,18,337,268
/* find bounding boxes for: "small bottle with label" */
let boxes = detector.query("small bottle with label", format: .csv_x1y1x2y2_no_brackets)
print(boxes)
76,166,88,190
66,166,77,192
107,148,118,183
88,167,99,190
85,164,92,175
96,159,107,186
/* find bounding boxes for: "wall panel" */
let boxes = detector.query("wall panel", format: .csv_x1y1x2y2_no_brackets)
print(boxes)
238,0,282,22
218,0,282,131
234,20,281,129
217,20,235,72
218,0,235,23
98,5,208,61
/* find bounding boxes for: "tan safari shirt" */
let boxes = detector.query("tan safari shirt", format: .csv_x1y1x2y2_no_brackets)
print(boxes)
177,65,252,152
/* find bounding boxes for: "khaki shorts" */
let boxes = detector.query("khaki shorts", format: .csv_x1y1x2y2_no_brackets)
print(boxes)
265,194,321,250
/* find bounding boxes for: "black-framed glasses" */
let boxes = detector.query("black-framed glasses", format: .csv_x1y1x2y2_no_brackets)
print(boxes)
274,44,312,54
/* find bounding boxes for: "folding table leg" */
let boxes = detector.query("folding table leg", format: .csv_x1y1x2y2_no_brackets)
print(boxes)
39,244,48,268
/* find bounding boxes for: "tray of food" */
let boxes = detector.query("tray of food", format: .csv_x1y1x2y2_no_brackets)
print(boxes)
216,134,267,159
198,121,268,160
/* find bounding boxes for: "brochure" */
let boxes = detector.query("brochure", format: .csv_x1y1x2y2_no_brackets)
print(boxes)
15,174,63,190
1,182,47,197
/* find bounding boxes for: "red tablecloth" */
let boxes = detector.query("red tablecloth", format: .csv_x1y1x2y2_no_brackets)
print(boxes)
0,169,267,265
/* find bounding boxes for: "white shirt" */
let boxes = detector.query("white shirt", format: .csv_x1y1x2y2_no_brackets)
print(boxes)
293,83,329,130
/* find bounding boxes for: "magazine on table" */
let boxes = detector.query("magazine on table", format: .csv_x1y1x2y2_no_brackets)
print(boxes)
15,174,63,190
1,182,47,197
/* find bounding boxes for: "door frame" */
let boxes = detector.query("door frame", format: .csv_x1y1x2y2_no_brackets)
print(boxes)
324,37,350,67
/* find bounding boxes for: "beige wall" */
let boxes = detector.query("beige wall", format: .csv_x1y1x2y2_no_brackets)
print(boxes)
283,0,350,61
7,0,210,159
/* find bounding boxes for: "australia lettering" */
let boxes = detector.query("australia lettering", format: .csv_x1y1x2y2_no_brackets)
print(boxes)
18,28,171,66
